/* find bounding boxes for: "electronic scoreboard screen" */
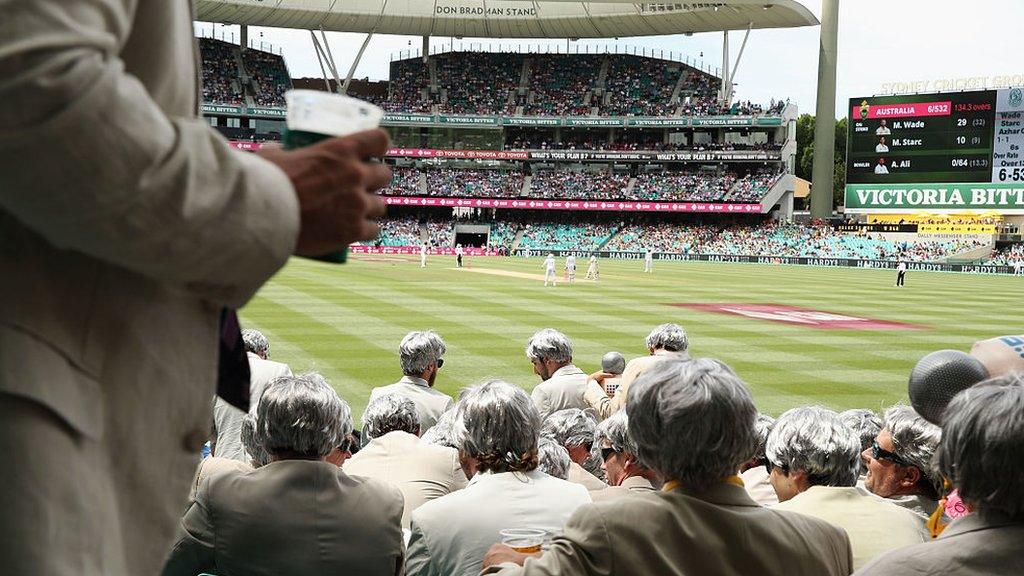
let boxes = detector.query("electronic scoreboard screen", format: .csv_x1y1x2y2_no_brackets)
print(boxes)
844,88,1024,213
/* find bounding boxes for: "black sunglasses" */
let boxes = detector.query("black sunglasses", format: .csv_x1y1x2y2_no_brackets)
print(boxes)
871,441,908,466
764,459,789,476
436,358,444,368
601,446,619,461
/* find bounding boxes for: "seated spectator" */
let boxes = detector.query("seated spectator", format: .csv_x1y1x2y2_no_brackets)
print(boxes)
345,394,468,528
590,410,660,501
839,408,884,478
537,437,572,480
600,351,626,396
740,413,778,506
862,405,942,522
541,409,607,491
857,375,1024,575
483,359,852,575
370,330,455,432
526,329,590,419
420,407,459,449
188,451,252,503
163,374,404,576
768,406,928,570
406,379,591,576
584,323,690,419
239,413,270,468
213,329,291,462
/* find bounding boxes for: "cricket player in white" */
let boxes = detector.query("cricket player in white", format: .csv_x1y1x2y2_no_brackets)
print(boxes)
456,243,464,268
524,246,532,259
644,249,654,273
896,260,907,287
420,242,428,268
543,253,557,286
586,254,599,280
565,254,576,284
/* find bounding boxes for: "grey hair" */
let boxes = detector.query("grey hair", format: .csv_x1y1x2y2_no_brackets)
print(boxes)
537,437,571,480
766,406,860,488
541,409,596,449
242,329,270,357
453,379,541,473
362,394,421,441
420,407,459,449
525,328,574,364
839,408,883,452
627,358,756,492
883,404,942,494
752,413,776,460
644,323,689,353
937,373,1024,520
255,373,353,459
595,410,638,457
399,330,446,376
601,351,626,375
240,413,270,467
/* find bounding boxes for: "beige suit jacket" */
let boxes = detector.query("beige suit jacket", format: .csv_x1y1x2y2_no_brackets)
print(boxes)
407,469,591,576
531,364,590,420
589,475,655,501
371,376,455,432
584,350,690,419
0,0,297,573
188,456,253,501
774,485,928,571
163,460,405,576
487,483,852,576
344,430,468,528
740,465,779,506
568,461,607,491
855,514,1024,576
214,353,291,462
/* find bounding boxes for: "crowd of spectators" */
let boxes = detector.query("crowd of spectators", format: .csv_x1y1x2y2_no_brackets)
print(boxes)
382,58,433,113
426,219,454,247
424,168,525,198
523,54,602,116
242,49,291,107
529,170,631,200
177,325,1024,576
600,56,679,116
519,222,615,251
383,167,423,196
382,167,781,203
371,216,422,246
199,39,244,106
984,243,1024,267
436,52,519,115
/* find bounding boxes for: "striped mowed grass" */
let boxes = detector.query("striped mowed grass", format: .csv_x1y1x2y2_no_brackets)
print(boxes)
240,254,1021,420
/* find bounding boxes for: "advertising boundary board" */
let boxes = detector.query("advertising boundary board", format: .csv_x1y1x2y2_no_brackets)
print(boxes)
352,246,1019,275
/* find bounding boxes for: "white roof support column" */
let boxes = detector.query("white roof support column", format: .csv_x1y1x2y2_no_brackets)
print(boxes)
310,30,344,94
342,31,374,94
725,22,753,105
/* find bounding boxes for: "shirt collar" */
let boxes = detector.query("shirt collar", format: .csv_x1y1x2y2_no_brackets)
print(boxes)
551,364,585,378
399,375,430,388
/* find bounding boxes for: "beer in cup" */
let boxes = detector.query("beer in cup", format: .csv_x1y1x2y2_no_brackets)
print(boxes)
499,528,546,554
283,89,385,263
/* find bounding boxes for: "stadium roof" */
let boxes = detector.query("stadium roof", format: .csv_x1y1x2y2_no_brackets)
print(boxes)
195,1,819,39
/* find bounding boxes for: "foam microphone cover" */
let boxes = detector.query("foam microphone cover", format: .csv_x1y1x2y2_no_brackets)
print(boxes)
908,350,989,426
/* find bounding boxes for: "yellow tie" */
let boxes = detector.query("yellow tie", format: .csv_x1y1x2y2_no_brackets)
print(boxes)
663,476,744,493
926,479,953,539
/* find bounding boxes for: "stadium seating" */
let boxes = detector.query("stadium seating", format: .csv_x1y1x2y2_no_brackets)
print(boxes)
383,167,422,196
426,219,454,247
984,243,1024,265
488,221,519,249
600,55,679,116
436,52,519,115
241,49,291,107
518,222,616,251
529,170,631,200
632,171,737,202
199,39,244,106
523,54,603,116
424,169,524,198
374,216,422,246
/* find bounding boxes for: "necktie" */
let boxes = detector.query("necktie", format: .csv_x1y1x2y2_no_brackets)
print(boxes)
217,308,251,411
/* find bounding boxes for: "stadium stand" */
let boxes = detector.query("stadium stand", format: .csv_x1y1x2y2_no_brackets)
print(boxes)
199,39,244,106
984,243,1024,266
528,169,631,200
383,167,423,195
600,55,680,116
436,52,520,115
519,222,617,251
241,49,292,107
374,216,422,246
424,169,525,198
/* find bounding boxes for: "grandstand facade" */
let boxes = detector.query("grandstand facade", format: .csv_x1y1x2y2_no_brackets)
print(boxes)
199,39,1023,274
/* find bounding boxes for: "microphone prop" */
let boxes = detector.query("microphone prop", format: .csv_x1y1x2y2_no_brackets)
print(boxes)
908,349,989,426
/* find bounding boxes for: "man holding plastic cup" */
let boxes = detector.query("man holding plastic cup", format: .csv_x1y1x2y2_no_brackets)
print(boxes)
0,1,390,570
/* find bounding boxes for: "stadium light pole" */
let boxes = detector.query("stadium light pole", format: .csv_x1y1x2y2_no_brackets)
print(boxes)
810,0,840,220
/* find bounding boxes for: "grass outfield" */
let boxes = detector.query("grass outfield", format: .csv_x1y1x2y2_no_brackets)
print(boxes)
240,254,1021,420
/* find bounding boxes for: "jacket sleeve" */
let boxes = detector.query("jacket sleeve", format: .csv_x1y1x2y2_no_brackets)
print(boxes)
531,386,550,421
404,518,436,576
161,488,216,576
481,505,614,576
0,0,299,309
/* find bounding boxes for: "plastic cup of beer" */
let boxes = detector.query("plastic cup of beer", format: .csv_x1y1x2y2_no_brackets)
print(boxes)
282,89,385,263
499,528,546,554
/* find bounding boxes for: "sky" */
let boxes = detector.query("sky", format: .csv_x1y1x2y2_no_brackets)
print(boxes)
195,1,1021,119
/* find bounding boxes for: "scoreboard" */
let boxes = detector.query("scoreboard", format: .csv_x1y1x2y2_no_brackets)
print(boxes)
844,88,1024,213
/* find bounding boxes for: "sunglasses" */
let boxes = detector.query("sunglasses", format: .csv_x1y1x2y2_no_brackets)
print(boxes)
436,358,444,368
600,446,619,461
871,441,908,466
764,458,789,476
337,434,356,454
